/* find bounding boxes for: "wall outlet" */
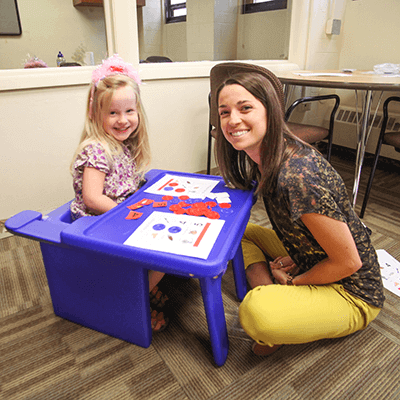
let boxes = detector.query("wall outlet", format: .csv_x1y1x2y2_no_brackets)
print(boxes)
326,19,342,35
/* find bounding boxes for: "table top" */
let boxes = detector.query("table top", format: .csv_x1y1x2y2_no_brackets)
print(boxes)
7,169,255,278
276,70,400,91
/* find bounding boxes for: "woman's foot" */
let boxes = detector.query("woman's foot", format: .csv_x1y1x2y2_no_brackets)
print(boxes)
252,342,282,356
246,262,274,288
151,308,169,333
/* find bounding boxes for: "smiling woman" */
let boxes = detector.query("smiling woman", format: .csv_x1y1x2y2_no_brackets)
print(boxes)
218,84,267,165
210,61,385,358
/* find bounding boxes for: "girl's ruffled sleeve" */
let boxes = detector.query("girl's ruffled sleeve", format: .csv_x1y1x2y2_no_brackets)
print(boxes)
74,143,110,175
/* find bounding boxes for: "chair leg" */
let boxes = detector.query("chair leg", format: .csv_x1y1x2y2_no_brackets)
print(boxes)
206,128,213,175
359,95,400,218
326,131,333,163
359,141,383,218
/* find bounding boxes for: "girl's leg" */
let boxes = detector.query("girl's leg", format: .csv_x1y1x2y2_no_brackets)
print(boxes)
148,271,169,332
241,223,289,288
148,270,165,292
239,283,381,348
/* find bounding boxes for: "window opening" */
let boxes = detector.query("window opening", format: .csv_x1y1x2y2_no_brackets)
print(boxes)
165,0,187,24
242,0,287,14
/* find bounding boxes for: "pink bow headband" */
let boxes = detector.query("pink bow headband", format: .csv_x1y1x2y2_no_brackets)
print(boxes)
88,54,142,119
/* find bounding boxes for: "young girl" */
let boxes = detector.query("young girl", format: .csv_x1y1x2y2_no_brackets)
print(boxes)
210,62,384,356
70,55,168,331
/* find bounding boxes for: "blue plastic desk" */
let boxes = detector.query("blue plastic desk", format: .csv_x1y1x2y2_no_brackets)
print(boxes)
5,169,255,366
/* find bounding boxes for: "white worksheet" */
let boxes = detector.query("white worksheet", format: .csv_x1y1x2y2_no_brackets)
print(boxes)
293,72,352,77
144,174,219,199
124,211,225,259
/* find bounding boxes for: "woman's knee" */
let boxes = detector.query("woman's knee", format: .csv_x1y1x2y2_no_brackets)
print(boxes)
243,223,273,242
239,286,286,344
243,223,288,260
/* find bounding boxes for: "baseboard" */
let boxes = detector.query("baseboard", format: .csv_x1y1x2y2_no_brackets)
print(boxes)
0,220,12,239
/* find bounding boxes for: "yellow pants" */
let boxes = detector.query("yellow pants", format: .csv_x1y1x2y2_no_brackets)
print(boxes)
239,223,381,347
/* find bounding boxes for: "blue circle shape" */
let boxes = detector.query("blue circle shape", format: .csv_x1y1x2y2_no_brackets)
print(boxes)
168,226,182,234
153,224,166,231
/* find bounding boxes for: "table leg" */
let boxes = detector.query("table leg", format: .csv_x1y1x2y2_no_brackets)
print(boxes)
231,244,247,301
199,275,229,367
352,90,373,208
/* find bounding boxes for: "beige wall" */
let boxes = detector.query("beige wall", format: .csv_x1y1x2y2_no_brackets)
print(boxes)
340,0,400,73
163,22,187,61
288,0,400,162
336,0,400,158
286,0,343,135
213,0,238,61
138,0,289,63
0,0,107,69
237,0,291,60
338,0,400,106
137,0,165,62
1,85,88,214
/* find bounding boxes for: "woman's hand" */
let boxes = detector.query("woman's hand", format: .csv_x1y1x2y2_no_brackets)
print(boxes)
270,256,297,273
270,256,299,285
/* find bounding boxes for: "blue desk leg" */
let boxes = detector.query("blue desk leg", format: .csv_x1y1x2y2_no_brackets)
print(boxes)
199,276,229,367
231,245,247,301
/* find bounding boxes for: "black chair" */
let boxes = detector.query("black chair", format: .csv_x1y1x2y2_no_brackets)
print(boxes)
285,94,340,163
359,96,400,218
145,56,172,63
60,62,81,67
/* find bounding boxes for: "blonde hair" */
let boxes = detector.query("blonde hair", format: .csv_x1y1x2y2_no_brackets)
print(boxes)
70,74,150,177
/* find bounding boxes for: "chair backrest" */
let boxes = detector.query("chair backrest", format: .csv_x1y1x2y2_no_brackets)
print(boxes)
145,56,172,63
284,94,340,162
284,94,340,122
60,62,81,67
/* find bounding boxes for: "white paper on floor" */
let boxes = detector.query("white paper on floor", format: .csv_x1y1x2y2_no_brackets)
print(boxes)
376,249,400,297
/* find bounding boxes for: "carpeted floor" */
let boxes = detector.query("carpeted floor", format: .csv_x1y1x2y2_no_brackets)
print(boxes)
1,147,400,400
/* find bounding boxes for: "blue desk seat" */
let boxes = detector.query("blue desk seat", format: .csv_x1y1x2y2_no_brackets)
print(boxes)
6,170,255,366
